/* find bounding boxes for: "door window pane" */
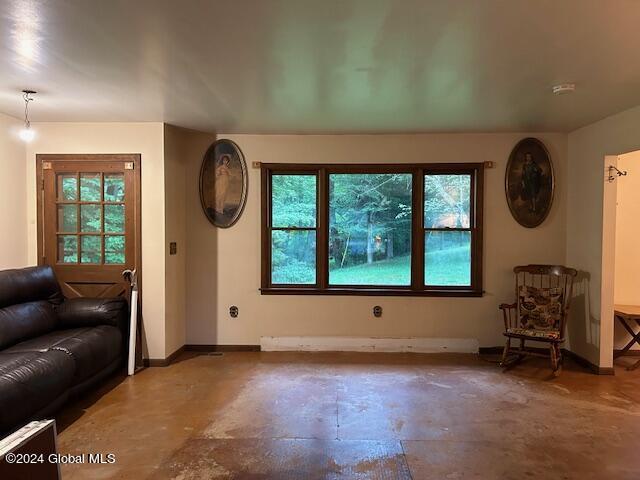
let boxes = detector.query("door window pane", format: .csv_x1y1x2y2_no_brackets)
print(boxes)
57,174,77,201
104,174,125,202
80,173,102,201
424,231,471,286
104,204,125,232
57,205,77,232
271,230,316,284
57,235,78,263
329,173,412,286
81,235,102,264
80,205,102,232
272,175,317,227
105,235,125,264
424,174,471,228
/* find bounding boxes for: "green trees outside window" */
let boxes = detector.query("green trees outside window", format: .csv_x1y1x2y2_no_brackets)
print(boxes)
271,175,317,284
56,173,126,264
424,174,472,286
329,174,412,286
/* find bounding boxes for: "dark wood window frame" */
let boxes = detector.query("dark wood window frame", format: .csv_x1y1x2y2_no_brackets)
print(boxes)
261,163,484,297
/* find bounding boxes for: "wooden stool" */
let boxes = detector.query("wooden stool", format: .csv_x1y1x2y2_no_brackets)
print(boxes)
614,305,640,370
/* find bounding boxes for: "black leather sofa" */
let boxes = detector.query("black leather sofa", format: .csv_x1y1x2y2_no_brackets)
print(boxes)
0,266,128,434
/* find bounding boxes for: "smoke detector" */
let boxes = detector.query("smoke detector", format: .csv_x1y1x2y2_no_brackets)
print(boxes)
552,83,576,95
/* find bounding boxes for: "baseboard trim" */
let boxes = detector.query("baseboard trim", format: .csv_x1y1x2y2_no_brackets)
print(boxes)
596,367,616,375
479,346,612,375
561,349,603,375
143,344,260,367
478,347,503,355
261,336,480,353
184,344,261,352
143,345,186,367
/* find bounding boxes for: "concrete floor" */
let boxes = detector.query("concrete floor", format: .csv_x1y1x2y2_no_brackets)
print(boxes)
54,352,640,479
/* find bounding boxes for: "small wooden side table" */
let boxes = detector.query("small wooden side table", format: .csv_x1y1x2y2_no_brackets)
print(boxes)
614,304,640,370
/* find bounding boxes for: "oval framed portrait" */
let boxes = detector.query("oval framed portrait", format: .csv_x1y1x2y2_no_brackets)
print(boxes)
199,139,248,228
505,138,554,228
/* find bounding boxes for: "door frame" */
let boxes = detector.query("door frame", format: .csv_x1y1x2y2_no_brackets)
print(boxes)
600,154,619,370
35,153,143,297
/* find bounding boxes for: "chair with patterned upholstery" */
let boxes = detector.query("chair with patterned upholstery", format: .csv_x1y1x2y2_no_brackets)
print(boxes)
499,265,577,375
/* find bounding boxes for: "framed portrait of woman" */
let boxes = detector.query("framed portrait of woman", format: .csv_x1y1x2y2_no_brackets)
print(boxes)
199,139,248,228
505,137,554,228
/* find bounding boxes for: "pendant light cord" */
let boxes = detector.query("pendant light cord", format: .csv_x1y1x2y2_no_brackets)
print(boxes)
23,91,33,128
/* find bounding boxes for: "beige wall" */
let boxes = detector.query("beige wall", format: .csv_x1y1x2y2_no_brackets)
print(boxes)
185,133,568,347
9,113,638,366
25,123,167,360
6,113,636,366
163,125,187,356
566,105,640,368
613,151,640,349
163,125,219,355
0,113,28,269
183,130,218,344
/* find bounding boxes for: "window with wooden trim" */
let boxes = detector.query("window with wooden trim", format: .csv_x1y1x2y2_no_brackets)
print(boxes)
261,163,484,296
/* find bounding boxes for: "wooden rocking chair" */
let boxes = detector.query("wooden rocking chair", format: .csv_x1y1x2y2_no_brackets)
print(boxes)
499,265,577,376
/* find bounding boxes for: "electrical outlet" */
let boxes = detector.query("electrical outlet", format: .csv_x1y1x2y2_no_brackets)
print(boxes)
373,306,382,317
229,306,239,318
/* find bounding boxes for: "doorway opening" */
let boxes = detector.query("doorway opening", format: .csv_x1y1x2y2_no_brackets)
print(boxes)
602,150,640,370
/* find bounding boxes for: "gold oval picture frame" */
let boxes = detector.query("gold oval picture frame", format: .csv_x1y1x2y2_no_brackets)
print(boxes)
505,137,554,228
199,139,248,228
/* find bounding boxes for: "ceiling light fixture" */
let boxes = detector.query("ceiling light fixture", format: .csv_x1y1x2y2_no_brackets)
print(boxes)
19,89,37,142
552,83,576,95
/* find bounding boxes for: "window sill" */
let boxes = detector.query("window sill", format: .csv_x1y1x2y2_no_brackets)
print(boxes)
260,287,483,297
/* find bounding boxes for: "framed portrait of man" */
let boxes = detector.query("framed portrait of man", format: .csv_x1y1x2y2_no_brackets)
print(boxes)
505,138,554,228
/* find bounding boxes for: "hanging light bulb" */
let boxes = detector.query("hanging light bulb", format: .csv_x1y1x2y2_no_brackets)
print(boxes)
19,127,35,142
19,89,36,142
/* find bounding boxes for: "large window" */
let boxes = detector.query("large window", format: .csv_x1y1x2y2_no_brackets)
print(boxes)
261,163,483,296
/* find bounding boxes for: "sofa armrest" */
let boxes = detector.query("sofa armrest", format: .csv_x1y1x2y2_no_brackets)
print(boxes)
56,297,128,333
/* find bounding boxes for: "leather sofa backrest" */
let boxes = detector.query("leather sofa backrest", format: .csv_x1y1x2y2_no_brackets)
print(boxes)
0,266,63,349
0,302,59,349
0,266,63,309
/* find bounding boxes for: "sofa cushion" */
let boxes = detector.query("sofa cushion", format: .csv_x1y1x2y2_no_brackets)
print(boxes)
0,301,58,350
4,327,123,384
0,350,75,433
0,266,63,309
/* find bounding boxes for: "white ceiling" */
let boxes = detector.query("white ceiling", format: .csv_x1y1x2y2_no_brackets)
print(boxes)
2,0,640,133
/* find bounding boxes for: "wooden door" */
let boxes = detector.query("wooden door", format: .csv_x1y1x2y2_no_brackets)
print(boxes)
37,154,141,299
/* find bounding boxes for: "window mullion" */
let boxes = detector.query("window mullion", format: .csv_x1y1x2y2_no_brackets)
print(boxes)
411,169,424,291
424,228,472,232
318,168,329,289
471,165,484,291
260,167,271,289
